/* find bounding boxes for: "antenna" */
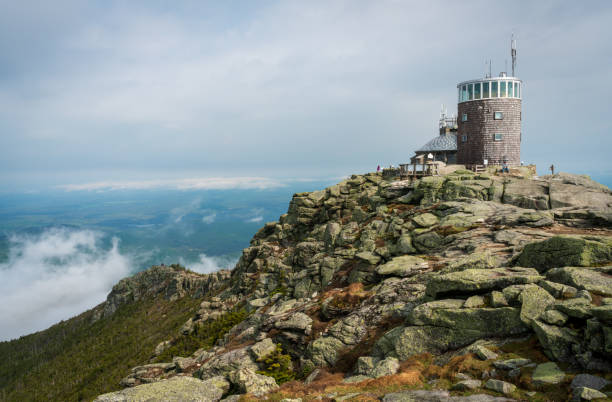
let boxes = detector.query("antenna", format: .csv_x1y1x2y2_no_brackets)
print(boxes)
489,59,492,78
511,33,517,77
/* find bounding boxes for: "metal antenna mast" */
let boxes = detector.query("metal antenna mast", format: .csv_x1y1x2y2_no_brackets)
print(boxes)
511,33,517,76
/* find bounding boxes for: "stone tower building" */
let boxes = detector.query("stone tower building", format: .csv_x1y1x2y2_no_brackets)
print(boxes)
456,40,522,166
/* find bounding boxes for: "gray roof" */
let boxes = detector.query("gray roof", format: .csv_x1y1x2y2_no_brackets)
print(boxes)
417,133,457,152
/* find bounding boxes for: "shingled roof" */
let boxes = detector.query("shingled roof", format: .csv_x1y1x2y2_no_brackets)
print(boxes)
417,133,457,152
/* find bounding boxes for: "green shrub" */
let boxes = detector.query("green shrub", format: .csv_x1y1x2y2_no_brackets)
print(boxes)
256,344,295,384
155,307,249,362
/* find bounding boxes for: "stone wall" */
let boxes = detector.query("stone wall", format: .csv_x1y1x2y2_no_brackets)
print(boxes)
457,98,521,166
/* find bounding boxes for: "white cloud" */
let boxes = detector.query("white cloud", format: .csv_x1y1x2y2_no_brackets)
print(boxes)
180,253,238,275
0,228,132,341
58,177,285,192
202,213,216,224
247,216,264,223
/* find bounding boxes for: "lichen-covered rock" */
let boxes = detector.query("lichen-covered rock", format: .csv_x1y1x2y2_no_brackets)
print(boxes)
413,231,445,252
370,356,400,378
426,268,542,297
532,362,565,386
574,386,607,401
546,266,612,297
502,180,549,210
540,310,568,326
445,251,499,272
94,376,230,402
306,336,346,367
413,213,439,228
518,285,555,325
493,358,531,370
464,295,486,308
250,338,277,360
484,379,516,395
376,255,429,277
514,236,612,272
549,174,612,210
409,302,528,338
382,389,515,401
451,379,482,391
195,347,258,379
532,320,580,361
274,312,313,333
474,345,498,360
374,325,490,360
228,368,278,397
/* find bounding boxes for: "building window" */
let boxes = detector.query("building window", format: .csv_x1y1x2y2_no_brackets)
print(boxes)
468,84,473,100
461,85,467,102
500,81,507,97
474,82,481,99
491,81,498,97
494,133,503,141
494,111,503,120
462,113,468,122
508,81,514,97
461,135,467,142
516,82,521,98
483,82,489,98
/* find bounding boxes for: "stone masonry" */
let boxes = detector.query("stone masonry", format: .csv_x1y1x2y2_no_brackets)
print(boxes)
457,98,521,166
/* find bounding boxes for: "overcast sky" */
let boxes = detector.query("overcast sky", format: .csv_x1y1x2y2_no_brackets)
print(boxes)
1,0,611,191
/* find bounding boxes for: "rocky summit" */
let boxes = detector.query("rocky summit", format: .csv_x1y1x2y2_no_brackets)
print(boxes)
6,169,612,402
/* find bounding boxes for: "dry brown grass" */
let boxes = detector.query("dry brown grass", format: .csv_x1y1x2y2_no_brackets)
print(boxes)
423,354,491,380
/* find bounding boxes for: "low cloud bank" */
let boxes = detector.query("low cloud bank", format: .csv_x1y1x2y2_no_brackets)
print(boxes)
181,253,238,274
0,228,132,341
59,177,284,192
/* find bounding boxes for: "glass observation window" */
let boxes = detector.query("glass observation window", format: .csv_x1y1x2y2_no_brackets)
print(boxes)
468,84,473,100
491,81,498,97
494,133,503,141
474,82,481,99
494,111,503,120
483,82,489,98
508,81,514,97
500,81,507,97
516,82,520,98
461,85,468,102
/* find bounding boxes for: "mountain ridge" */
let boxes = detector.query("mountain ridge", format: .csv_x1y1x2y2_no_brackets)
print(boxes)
2,169,612,401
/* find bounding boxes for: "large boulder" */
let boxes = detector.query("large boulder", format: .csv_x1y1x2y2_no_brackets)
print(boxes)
532,320,580,361
306,336,346,367
373,325,484,360
426,268,542,297
195,347,258,379
503,179,549,210
532,362,565,386
548,173,612,210
94,376,230,402
514,236,612,272
228,368,278,397
376,255,429,277
546,266,612,297
518,285,555,325
409,301,529,337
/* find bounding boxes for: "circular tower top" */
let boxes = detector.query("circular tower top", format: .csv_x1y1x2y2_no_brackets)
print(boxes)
457,74,522,103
